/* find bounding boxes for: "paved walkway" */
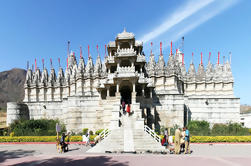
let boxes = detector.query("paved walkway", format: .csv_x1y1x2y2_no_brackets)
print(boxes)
1,144,251,166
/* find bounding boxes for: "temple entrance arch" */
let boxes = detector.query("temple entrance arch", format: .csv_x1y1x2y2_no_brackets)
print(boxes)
119,80,132,104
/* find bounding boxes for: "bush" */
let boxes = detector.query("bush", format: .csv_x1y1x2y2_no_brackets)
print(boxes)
9,119,66,136
0,135,98,142
82,128,88,135
187,120,210,136
89,130,94,135
10,132,14,137
211,123,249,136
95,129,104,135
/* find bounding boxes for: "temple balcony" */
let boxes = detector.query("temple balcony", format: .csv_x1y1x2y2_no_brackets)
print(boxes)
105,55,115,64
136,54,146,62
116,48,136,57
116,66,138,78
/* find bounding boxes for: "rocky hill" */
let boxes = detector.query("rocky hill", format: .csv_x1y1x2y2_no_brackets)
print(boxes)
240,105,251,114
0,68,26,111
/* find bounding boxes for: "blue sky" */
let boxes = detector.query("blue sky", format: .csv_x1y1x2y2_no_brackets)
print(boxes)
0,0,250,105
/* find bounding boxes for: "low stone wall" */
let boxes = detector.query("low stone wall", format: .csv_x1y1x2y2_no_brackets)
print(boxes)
186,97,240,126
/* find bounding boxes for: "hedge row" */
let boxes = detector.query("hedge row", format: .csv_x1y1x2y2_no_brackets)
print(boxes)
163,136,251,143
0,135,97,142
1,135,251,143
190,136,251,143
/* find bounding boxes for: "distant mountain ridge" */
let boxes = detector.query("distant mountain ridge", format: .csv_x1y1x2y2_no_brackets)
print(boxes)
0,68,26,110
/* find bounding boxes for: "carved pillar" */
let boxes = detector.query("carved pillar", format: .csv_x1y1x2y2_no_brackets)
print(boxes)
107,86,110,97
151,107,155,130
116,83,119,93
150,88,153,98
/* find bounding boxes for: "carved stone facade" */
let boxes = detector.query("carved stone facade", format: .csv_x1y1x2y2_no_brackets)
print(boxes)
7,29,240,132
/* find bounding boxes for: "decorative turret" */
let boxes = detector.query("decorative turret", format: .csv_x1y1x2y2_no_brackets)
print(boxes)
205,61,214,81
33,68,41,85
57,67,64,86
48,68,56,86
94,55,102,75
40,68,48,85
146,53,155,76
25,68,33,85
187,62,196,82
156,53,165,75
85,55,94,75
223,60,233,82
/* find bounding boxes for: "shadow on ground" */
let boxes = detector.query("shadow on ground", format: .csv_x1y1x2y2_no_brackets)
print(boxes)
16,156,129,166
0,149,36,163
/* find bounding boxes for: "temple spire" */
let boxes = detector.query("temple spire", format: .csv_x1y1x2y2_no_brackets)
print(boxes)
50,58,53,68
96,44,99,57
201,52,203,65
105,44,107,57
67,41,70,57
35,58,37,70
80,46,83,58
67,57,68,69
191,52,194,64
160,42,162,56
150,42,153,55
42,59,44,70
170,41,172,56
88,45,90,59
27,61,29,70
58,58,61,67
208,52,211,64
182,53,184,65
218,51,220,64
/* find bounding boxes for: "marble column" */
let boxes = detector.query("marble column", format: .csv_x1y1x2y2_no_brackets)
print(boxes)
151,107,155,130
107,86,110,98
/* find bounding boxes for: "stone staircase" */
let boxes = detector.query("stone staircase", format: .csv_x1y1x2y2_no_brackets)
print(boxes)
87,113,166,153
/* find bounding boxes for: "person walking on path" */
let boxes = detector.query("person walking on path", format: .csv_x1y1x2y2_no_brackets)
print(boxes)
174,128,181,154
184,127,191,154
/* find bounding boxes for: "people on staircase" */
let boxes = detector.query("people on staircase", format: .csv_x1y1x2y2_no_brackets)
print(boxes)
126,104,131,116
122,100,126,114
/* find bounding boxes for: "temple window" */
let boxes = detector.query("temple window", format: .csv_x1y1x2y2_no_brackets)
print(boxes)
120,59,131,67
120,42,130,49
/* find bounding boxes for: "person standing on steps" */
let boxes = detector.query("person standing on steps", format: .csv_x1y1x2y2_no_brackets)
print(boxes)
126,104,131,116
174,128,181,154
184,126,191,154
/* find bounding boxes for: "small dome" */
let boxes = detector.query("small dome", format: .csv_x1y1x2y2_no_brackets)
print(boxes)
117,28,135,39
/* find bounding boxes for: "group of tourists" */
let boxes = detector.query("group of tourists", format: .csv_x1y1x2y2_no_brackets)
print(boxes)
161,127,191,154
121,100,131,116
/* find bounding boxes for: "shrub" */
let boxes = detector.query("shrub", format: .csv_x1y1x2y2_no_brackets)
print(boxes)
89,130,94,135
211,123,249,136
0,135,98,142
95,129,104,135
82,128,88,135
187,120,210,136
9,119,66,136
10,132,15,137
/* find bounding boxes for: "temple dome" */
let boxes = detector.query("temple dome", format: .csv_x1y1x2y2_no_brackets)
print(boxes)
117,28,135,39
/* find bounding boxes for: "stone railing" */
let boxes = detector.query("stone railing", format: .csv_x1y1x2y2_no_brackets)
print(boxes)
98,129,111,142
117,66,135,73
105,56,115,63
136,54,146,62
116,48,136,56
144,125,161,144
